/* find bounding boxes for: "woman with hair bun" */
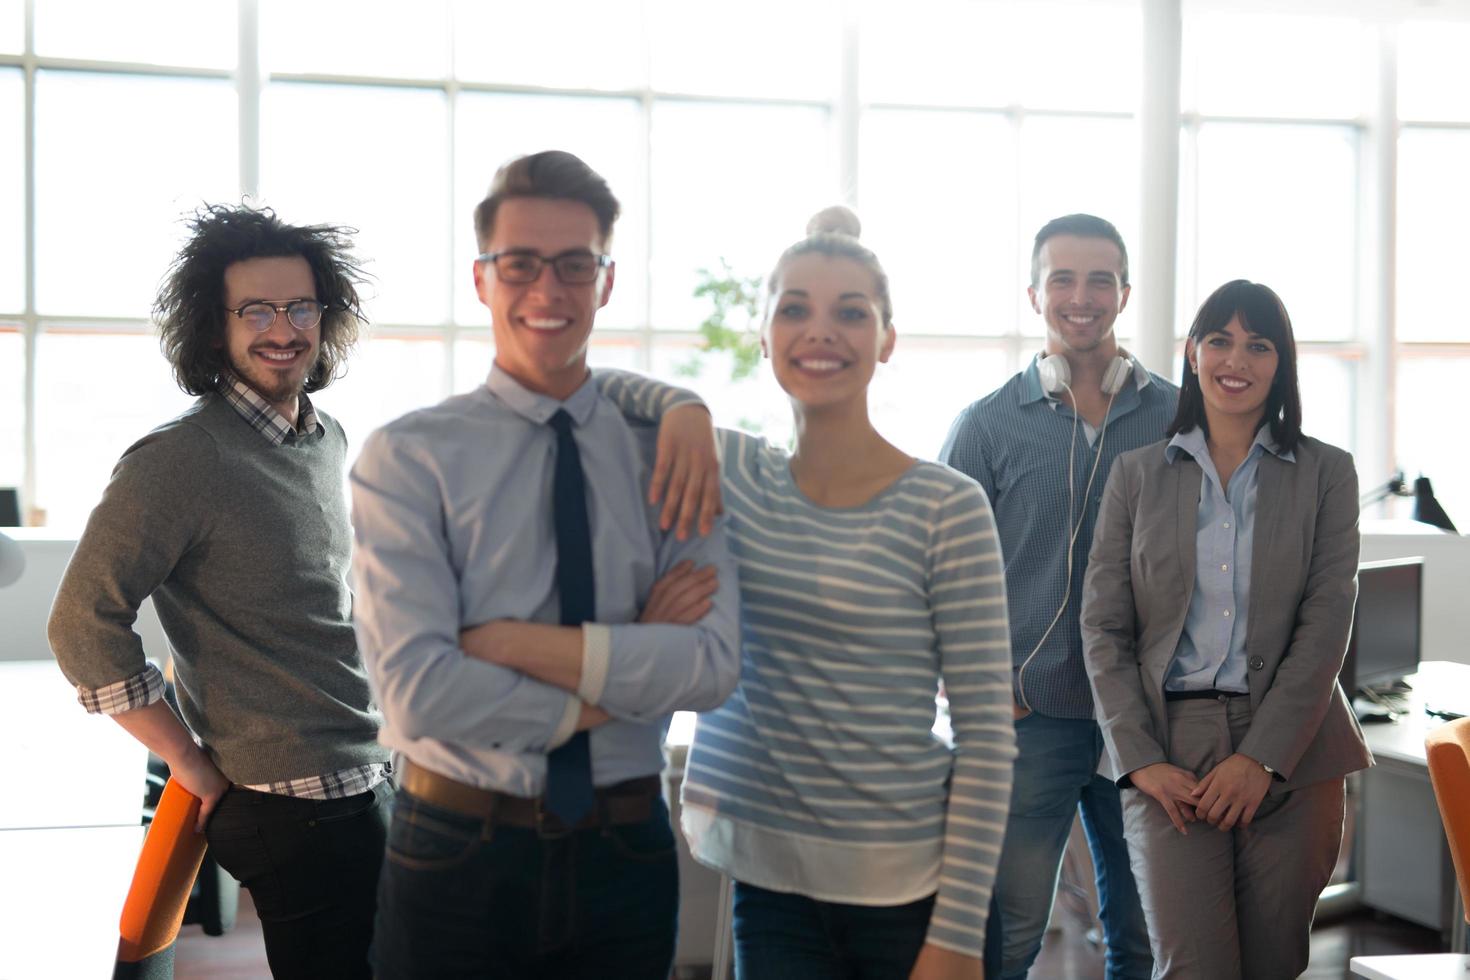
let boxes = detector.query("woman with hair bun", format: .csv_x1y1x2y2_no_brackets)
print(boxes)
599,207,1015,979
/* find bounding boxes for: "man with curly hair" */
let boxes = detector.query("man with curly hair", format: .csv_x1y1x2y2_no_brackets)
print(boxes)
48,204,389,979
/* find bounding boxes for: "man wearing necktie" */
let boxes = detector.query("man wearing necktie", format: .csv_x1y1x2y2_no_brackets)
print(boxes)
350,150,742,979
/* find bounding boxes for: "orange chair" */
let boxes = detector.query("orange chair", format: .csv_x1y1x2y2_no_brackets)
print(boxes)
1425,717,1470,930
113,779,208,979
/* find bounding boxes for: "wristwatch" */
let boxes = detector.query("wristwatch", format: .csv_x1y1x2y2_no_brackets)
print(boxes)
1260,761,1279,779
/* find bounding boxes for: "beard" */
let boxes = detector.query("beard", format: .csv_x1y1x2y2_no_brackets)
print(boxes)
227,345,318,409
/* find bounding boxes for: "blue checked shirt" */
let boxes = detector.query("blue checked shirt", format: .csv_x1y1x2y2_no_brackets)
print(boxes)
941,357,1179,719
76,374,389,801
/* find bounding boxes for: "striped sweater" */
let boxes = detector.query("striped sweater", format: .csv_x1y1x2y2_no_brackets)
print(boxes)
598,370,1016,958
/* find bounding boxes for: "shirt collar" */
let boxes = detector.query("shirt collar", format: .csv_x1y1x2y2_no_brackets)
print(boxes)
1165,424,1295,464
485,364,598,427
218,372,321,446
1020,351,1154,407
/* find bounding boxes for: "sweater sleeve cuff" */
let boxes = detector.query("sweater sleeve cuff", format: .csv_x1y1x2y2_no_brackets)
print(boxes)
662,390,707,413
76,663,166,716
547,695,582,750
577,623,612,705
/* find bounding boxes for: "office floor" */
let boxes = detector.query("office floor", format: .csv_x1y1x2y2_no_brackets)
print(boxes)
174,891,1445,979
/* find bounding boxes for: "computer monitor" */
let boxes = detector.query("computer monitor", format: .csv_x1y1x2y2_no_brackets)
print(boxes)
1340,556,1423,696
0,487,19,527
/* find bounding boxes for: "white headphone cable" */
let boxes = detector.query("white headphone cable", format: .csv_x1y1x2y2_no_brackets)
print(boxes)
1015,381,1121,711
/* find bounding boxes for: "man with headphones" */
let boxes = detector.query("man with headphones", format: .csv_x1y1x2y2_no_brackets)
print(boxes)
940,214,1179,979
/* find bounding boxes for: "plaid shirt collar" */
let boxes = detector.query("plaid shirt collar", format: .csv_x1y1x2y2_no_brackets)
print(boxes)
219,372,322,446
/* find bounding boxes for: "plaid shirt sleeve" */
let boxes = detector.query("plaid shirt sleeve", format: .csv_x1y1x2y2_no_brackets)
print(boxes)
76,662,166,715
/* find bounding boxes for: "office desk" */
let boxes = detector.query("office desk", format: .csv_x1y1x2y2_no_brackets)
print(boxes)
1351,953,1470,979
0,824,143,977
0,659,149,830
1359,661,1470,948
0,660,151,977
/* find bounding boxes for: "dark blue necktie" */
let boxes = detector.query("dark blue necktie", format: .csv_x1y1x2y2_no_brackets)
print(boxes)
544,409,596,825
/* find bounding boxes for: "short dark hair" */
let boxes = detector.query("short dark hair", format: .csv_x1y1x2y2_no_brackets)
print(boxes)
473,150,620,250
1168,279,1303,452
1030,213,1130,288
156,203,368,396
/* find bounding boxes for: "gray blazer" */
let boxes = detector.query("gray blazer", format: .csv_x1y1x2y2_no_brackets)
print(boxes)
1081,434,1372,791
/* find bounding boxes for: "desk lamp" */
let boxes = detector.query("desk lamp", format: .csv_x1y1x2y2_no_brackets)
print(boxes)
1411,477,1458,532
1361,471,1458,533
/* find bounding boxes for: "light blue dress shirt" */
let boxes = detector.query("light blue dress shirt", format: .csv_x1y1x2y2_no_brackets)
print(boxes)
1163,425,1295,693
349,367,741,797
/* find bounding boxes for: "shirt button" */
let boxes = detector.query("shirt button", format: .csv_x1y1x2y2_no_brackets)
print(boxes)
1249,656,1265,670
1223,521,1232,529
1221,564,1229,572
1223,609,1232,618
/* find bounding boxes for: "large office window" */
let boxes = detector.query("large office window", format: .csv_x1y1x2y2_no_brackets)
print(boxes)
262,83,452,327
0,69,20,314
35,72,237,318
33,331,195,527
1179,6,1376,480
0,326,21,490
0,1,20,55
1394,18,1470,528
2,0,1468,533
650,101,835,329
264,0,450,79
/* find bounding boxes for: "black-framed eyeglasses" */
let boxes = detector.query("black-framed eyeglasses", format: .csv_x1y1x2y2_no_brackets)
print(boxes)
476,250,612,285
226,299,325,332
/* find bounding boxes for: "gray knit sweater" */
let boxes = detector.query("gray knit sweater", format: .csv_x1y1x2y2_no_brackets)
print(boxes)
49,394,386,783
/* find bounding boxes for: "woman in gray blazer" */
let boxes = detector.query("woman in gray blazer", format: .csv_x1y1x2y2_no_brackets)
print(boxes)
1080,279,1372,980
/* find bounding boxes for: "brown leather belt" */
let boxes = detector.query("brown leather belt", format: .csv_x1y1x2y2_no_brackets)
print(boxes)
399,759,661,833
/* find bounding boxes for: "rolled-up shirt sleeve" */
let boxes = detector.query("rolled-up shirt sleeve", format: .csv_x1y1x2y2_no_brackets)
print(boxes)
350,426,578,753
76,663,167,715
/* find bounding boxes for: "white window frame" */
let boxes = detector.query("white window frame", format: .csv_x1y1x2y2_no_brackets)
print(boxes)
3,0,1468,521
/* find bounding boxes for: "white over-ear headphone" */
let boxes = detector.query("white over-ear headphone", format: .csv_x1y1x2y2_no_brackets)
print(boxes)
1015,350,1135,711
1036,352,1133,397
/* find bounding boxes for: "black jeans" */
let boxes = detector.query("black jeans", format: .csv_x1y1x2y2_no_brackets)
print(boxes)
372,786,679,979
204,780,391,979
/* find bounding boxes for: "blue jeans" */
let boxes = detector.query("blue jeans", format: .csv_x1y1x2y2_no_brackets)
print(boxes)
994,713,1152,980
732,882,1003,979
372,786,678,979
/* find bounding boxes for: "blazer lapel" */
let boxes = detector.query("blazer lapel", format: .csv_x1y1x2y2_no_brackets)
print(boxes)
1247,453,1286,661
1173,456,1202,608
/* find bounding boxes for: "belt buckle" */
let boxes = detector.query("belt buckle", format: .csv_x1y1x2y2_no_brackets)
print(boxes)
534,801,574,840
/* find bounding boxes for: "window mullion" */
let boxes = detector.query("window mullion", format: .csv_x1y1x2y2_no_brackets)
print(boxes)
838,0,859,205
1361,19,1398,495
21,0,36,519
238,0,261,198
1135,0,1182,378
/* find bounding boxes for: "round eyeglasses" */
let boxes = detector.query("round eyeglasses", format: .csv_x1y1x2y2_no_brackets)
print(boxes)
476,250,612,285
226,299,325,332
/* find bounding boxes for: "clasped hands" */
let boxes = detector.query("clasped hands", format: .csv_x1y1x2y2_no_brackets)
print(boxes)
1130,753,1272,834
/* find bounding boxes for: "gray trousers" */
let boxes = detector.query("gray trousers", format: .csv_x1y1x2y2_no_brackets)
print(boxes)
1120,695,1345,980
